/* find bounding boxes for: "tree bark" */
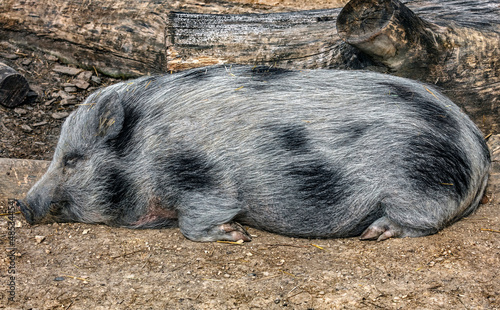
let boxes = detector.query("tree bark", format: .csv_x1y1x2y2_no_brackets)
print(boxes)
0,62,31,108
167,9,350,71
0,0,173,78
0,0,498,131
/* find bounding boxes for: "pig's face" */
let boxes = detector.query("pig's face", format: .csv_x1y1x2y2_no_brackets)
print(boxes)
19,91,126,226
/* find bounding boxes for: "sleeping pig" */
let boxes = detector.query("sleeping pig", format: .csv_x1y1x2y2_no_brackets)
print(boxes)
18,65,490,242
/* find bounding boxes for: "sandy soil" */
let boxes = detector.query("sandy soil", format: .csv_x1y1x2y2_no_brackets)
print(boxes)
0,0,499,309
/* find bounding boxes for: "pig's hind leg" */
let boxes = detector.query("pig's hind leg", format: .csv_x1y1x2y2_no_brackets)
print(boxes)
360,216,437,241
359,193,460,241
360,128,484,241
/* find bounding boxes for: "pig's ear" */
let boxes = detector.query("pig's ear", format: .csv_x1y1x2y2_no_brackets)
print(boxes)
95,91,125,141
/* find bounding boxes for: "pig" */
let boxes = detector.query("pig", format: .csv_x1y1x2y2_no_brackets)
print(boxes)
18,65,490,242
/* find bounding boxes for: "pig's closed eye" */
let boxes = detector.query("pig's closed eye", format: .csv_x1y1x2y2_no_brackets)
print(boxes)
63,154,82,168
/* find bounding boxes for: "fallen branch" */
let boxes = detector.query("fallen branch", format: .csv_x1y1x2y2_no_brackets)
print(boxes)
0,62,31,108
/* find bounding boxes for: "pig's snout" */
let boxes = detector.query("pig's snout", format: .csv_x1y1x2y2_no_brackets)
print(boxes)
18,197,66,225
20,173,63,225
17,199,35,225
17,197,52,225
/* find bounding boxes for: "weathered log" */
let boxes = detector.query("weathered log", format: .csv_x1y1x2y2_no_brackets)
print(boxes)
0,0,173,78
167,9,352,71
0,62,31,108
0,0,346,77
1,0,497,73
336,0,500,133
0,158,49,208
337,0,434,74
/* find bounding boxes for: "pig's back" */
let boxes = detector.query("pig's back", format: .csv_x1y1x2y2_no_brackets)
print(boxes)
109,66,489,237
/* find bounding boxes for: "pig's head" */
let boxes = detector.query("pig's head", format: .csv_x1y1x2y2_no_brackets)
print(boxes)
19,90,127,226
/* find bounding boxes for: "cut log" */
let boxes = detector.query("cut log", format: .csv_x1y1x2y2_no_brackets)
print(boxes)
1,0,497,74
0,158,49,208
166,9,352,71
0,62,31,108
337,0,435,74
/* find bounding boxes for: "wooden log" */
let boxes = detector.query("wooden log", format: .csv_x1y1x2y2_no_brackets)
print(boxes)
0,158,49,208
336,0,500,133
1,0,498,74
166,9,354,71
0,0,173,78
0,62,31,108
167,0,500,69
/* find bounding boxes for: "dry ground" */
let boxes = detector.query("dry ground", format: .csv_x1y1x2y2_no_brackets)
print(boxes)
1,0,499,309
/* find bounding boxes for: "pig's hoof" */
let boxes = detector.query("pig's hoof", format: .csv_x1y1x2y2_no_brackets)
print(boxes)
218,222,252,242
360,217,404,241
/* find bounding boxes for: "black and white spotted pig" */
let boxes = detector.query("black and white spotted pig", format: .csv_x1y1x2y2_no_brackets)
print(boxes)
18,65,490,242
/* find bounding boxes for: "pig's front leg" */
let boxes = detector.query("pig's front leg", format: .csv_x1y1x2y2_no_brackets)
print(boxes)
177,194,251,242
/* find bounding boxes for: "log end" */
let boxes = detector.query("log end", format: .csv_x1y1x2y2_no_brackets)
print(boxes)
336,0,394,44
336,0,438,72
0,62,30,108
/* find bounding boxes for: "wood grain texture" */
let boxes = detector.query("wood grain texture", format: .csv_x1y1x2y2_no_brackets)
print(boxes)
167,9,349,70
1,0,170,77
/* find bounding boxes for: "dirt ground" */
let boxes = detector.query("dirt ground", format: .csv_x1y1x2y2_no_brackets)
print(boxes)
0,0,499,309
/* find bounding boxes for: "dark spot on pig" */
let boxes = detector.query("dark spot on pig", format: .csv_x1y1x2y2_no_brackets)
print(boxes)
167,150,216,192
347,123,369,141
272,124,310,154
333,122,370,147
378,82,459,132
379,82,416,101
183,67,213,81
287,160,347,206
405,136,471,199
413,99,459,132
103,168,133,221
380,81,482,196
250,66,294,80
246,66,295,90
